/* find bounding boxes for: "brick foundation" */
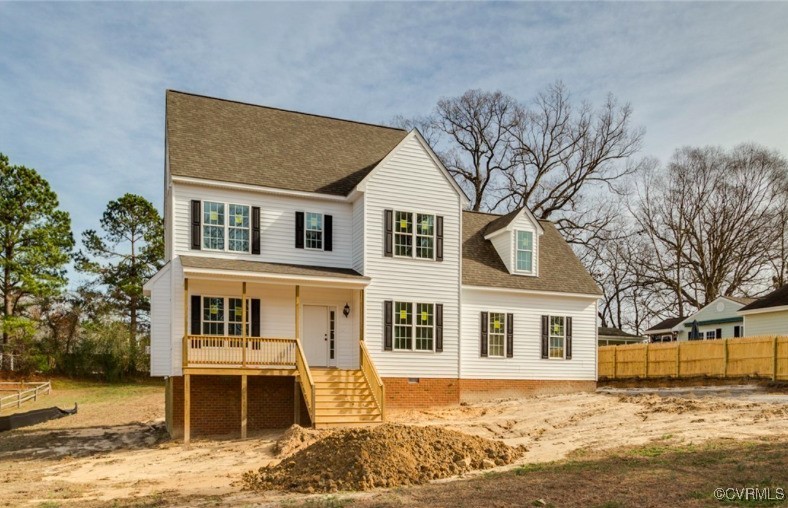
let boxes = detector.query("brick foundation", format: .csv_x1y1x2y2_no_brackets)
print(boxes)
383,377,461,408
169,375,310,438
458,379,596,403
383,377,596,408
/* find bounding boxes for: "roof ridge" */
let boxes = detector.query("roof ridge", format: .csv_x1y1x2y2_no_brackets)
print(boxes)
166,89,408,133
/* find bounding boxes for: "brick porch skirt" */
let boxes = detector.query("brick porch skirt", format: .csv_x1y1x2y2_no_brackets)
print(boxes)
168,375,310,438
383,377,597,408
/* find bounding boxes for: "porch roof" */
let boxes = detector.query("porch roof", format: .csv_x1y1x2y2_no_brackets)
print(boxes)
179,256,370,286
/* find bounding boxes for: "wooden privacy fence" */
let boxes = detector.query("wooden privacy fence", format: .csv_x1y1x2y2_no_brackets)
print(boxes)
599,336,788,380
0,381,51,410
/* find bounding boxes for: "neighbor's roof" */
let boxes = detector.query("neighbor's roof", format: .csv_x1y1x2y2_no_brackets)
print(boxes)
598,327,641,339
462,211,601,296
179,255,368,281
724,296,756,306
740,284,788,311
166,91,408,196
644,317,685,333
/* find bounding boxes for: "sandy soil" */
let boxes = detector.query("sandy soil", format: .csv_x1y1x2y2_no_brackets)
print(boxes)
0,384,786,506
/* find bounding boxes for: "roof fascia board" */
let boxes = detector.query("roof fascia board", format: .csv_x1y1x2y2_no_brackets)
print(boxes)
182,266,370,288
171,176,350,202
740,304,788,315
462,284,600,299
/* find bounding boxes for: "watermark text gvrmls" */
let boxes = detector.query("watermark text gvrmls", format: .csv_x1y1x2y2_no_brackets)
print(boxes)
714,487,784,502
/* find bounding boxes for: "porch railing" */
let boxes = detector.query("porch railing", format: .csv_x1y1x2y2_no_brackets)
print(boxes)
359,340,386,420
294,339,316,423
182,336,297,368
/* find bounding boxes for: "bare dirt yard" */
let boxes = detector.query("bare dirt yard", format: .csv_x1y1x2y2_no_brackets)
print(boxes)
0,380,786,507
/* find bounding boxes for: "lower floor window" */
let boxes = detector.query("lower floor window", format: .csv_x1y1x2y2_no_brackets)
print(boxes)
202,296,250,337
202,297,224,335
393,301,435,351
488,312,506,357
705,331,715,340
549,316,565,359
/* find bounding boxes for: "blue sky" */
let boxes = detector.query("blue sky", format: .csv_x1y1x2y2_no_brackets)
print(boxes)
2,2,788,260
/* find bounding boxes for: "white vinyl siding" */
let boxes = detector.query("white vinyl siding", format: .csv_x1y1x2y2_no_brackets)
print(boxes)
351,197,365,274
171,183,353,268
461,288,597,380
744,309,788,336
148,263,172,376
363,134,462,378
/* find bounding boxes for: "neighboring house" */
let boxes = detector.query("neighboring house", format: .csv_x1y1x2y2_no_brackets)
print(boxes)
143,91,601,439
644,317,684,342
597,327,644,346
739,285,788,336
681,296,754,340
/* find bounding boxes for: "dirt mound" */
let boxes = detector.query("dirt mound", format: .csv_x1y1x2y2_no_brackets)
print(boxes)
243,423,525,493
273,424,328,458
619,394,754,414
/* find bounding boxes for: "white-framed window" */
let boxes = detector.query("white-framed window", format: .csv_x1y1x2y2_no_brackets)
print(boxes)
394,211,435,259
393,301,435,351
516,230,534,273
305,212,324,250
203,201,250,253
488,312,506,357
549,315,565,359
201,296,250,337
705,331,715,340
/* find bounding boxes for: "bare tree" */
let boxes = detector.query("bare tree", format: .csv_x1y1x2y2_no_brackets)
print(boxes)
631,144,787,310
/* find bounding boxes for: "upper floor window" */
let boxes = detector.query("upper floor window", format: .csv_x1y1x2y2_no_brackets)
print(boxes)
202,201,250,253
516,230,533,273
394,211,434,259
305,212,324,250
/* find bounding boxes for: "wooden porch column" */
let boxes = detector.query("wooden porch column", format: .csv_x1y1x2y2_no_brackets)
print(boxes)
184,373,191,446
241,375,248,439
242,281,247,368
295,285,301,340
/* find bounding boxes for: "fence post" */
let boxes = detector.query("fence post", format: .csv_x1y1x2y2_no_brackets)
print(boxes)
722,339,728,378
644,344,649,379
773,336,779,382
613,347,618,379
675,343,681,378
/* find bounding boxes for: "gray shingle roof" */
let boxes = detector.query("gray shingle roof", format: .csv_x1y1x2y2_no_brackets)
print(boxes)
740,284,788,311
166,91,408,196
179,256,368,280
644,317,685,333
462,211,601,296
598,326,640,338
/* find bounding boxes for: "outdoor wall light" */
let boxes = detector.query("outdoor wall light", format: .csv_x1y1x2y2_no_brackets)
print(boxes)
343,303,350,317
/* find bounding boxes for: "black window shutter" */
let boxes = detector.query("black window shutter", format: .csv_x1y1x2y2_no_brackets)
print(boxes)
565,316,573,359
480,311,488,357
324,214,333,252
251,207,261,255
436,216,444,261
541,315,549,359
384,209,393,257
295,211,304,249
435,304,443,352
506,313,514,358
190,200,201,250
384,300,393,351
715,328,722,339
251,299,261,337
190,295,201,335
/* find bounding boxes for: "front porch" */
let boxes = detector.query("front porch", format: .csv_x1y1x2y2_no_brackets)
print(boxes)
176,257,384,442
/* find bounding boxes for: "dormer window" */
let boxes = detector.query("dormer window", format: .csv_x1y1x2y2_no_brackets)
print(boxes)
516,230,533,273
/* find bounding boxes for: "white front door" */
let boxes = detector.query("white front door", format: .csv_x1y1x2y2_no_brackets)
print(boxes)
303,305,329,367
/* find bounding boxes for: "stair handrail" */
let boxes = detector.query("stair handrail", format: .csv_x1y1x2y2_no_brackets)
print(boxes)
294,338,316,424
359,340,386,420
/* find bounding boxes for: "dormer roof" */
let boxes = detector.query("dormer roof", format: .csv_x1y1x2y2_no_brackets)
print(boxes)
462,211,601,296
483,206,544,239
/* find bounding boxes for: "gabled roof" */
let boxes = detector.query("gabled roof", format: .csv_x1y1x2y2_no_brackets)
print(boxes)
740,284,788,311
484,206,544,238
644,317,685,333
166,91,408,196
724,296,756,306
598,327,641,339
462,211,601,296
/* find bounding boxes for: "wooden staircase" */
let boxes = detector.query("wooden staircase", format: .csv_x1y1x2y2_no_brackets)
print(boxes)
311,368,384,428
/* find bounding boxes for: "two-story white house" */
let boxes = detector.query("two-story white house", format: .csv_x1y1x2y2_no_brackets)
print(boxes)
143,91,601,440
